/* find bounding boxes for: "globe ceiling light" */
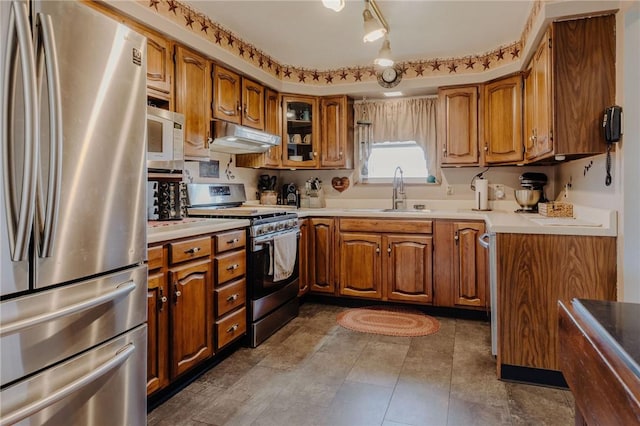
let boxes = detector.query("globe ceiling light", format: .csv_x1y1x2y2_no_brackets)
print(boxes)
322,0,345,12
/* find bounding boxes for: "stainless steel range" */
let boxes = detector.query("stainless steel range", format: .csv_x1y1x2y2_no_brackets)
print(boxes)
186,183,300,347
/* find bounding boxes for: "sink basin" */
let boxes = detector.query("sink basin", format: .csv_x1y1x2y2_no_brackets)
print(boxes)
380,208,431,213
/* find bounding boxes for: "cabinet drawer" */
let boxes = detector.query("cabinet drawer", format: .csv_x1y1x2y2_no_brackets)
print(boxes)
216,307,246,349
148,245,164,270
215,278,246,317
169,237,211,264
215,229,246,254
339,218,432,234
215,250,246,284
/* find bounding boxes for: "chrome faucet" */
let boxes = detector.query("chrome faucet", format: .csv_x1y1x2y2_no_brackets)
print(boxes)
392,166,407,210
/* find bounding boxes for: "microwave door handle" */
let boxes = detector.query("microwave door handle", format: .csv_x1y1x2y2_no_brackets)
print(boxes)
35,12,62,258
2,1,38,262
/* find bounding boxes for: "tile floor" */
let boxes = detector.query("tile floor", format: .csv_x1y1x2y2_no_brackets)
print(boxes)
148,302,575,426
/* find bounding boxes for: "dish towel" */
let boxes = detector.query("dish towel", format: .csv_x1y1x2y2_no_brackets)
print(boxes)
273,232,297,282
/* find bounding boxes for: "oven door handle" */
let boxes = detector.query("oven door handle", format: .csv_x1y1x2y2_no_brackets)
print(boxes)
252,229,299,252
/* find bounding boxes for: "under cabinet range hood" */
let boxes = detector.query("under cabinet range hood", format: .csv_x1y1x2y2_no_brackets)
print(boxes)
211,121,281,154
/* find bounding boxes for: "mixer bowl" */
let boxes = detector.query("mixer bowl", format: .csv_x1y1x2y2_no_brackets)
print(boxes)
514,189,542,210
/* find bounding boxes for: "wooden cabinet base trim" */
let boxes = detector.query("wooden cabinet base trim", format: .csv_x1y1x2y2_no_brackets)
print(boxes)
499,364,568,388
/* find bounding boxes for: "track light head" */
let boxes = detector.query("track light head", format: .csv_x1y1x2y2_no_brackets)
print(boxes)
363,7,386,42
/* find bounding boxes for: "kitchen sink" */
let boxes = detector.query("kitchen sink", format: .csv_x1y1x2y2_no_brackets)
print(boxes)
380,208,431,213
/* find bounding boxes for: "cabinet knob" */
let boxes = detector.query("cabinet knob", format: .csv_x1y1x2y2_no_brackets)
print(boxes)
226,293,239,302
227,238,239,244
158,288,167,312
185,247,201,254
376,246,380,254
226,264,239,271
226,323,239,333
174,288,181,299
313,152,318,157
484,145,488,151
387,245,392,255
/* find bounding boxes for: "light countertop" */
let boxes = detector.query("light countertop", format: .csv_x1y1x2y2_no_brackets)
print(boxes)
295,203,617,237
147,218,250,244
146,203,616,241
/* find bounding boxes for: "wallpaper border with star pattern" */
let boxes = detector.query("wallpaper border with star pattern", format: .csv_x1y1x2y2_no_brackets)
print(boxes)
143,0,543,85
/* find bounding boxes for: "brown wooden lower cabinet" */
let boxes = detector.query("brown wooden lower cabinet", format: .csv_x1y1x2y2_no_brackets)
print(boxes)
334,218,433,304
433,221,487,309
169,259,213,378
386,234,433,304
338,232,383,299
497,233,616,375
146,228,247,397
146,268,169,395
309,218,336,294
298,218,310,296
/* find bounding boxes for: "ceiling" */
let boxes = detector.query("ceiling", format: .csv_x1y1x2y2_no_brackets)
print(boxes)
184,0,534,71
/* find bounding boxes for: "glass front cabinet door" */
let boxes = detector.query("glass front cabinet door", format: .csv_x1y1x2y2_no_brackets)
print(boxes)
282,95,319,168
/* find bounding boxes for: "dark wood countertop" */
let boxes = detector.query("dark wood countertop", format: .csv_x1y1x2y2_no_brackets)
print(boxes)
573,299,640,377
558,299,640,425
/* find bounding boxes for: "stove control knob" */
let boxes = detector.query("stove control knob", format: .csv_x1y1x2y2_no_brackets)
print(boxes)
267,224,275,233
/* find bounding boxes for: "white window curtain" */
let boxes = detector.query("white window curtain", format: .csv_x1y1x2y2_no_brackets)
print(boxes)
354,97,438,180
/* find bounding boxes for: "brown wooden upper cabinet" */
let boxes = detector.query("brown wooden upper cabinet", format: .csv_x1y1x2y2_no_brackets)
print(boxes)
525,29,553,161
136,25,173,101
320,95,354,169
525,15,615,162
236,88,282,169
175,45,212,159
483,74,523,164
438,86,480,166
212,65,265,130
282,94,320,168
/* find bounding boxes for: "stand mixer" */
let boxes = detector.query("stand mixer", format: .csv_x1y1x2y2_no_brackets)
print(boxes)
515,172,548,212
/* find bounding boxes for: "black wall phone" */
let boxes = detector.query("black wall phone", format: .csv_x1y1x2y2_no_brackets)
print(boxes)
603,105,622,186
603,105,622,143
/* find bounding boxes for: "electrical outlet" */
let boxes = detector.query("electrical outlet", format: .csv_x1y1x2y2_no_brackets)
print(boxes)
493,184,505,200
446,185,454,195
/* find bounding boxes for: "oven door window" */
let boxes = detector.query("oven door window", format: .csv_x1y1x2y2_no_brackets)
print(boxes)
249,233,300,299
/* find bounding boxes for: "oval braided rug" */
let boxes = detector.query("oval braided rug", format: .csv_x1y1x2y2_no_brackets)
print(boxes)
336,306,440,337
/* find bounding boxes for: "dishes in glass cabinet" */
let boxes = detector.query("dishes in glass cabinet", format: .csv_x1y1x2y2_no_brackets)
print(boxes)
303,134,311,144
291,134,302,144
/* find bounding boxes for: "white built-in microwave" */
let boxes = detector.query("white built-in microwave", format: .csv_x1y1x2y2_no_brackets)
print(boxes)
147,106,185,171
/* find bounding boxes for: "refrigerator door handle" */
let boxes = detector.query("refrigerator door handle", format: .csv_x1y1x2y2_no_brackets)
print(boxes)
0,343,135,426
0,281,136,337
35,12,62,258
2,0,39,262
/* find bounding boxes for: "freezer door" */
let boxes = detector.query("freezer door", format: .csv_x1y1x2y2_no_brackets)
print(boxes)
0,265,147,386
32,1,147,289
0,324,147,426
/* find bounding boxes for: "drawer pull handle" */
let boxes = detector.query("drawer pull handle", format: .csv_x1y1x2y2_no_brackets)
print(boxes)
226,323,239,333
227,238,239,244
226,264,239,271
185,247,201,254
226,293,239,302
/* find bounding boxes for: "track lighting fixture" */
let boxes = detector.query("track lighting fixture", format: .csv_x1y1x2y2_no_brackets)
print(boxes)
362,0,388,42
374,36,393,67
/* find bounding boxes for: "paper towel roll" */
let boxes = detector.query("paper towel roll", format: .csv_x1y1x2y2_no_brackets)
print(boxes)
475,178,489,210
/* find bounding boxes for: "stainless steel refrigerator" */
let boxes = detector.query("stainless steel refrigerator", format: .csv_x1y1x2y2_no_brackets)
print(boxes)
1,1,147,424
